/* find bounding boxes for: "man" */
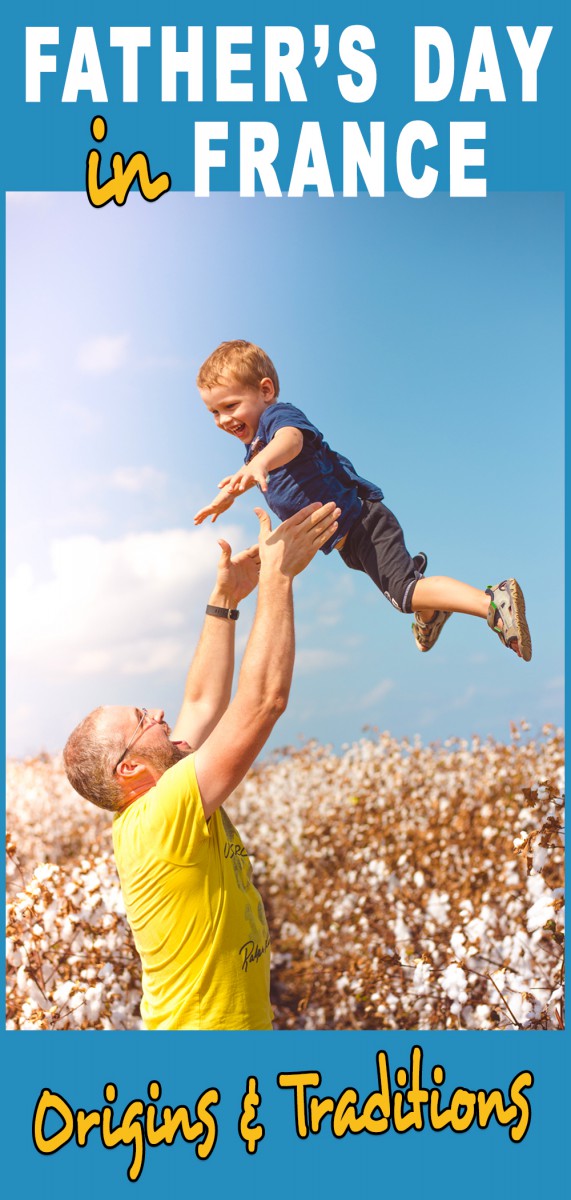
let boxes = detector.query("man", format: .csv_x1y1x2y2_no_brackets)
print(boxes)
63,501,340,1030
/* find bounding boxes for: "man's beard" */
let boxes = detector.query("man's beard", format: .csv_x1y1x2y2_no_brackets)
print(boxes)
144,740,190,775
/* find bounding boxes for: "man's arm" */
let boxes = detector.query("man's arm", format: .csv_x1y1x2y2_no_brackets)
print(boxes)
194,501,340,818
170,540,261,750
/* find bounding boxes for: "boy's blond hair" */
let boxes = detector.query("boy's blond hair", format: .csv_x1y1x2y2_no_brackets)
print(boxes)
197,340,280,397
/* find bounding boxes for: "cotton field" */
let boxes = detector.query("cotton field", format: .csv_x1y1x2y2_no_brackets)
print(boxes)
6,723,564,1031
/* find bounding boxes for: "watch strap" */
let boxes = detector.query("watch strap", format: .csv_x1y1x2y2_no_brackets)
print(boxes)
206,604,240,621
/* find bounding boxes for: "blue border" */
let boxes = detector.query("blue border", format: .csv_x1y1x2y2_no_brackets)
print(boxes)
2,3,568,1196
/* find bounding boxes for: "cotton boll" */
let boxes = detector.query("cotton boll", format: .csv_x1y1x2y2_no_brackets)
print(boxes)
440,964,469,1004
6,727,565,1030
450,929,466,959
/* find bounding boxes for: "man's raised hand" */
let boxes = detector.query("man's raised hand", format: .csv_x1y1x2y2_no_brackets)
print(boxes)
256,502,340,579
216,540,261,604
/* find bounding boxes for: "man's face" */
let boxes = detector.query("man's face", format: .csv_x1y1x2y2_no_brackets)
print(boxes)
103,707,191,776
200,377,275,444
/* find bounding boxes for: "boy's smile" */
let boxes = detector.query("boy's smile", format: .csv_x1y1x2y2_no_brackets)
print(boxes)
200,378,275,445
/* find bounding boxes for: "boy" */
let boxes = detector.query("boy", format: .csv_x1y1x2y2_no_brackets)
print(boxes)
194,341,531,661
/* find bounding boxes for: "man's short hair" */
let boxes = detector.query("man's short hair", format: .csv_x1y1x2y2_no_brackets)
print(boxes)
63,708,124,812
197,340,280,397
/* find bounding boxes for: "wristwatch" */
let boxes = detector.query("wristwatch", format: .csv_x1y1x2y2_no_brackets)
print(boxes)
205,604,240,621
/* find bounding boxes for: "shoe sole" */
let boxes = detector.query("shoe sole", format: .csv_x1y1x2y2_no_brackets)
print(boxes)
508,579,532,662
412,610,452,653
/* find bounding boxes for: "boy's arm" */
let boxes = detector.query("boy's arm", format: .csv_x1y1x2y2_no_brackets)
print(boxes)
193,484,237,525
194,425,303,523
194,469,260,525
223,426,303,495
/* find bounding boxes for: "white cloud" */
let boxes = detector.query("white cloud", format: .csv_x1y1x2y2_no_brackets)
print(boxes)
359,679,394,708
7,525,244,679
77,334,130,374
110,466,167,494
58,399,103,435
312,677,394,718
6,348,42,373
418,684,481,728
295,648,348,675
295,574,355,644
545,676,564,692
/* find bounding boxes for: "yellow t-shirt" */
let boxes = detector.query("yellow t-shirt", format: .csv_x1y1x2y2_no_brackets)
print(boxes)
112,754,273,1030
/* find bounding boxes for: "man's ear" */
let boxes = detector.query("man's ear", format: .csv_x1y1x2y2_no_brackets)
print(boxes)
116,758,157,793
260,376,276,404
116,757,145,780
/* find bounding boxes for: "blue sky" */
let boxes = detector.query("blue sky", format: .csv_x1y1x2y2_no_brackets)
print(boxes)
6,190,563,758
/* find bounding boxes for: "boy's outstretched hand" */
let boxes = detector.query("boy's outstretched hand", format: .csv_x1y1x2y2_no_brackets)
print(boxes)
194,486,236,525
219,460,269,494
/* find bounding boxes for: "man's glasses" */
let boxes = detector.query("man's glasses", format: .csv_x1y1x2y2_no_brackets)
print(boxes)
114,708,151,773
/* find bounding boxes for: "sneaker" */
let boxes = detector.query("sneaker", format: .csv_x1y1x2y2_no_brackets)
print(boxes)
485,579,532,662
412,609,452,652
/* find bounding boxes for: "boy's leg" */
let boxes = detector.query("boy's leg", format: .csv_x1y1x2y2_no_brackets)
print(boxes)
411,576,532,661
410,576,485,655
410,577,489,623
339,501,428,613
339,502,531,659
339,505,455,653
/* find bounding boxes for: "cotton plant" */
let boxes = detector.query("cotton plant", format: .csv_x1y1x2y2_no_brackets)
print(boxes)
6,723,564,1031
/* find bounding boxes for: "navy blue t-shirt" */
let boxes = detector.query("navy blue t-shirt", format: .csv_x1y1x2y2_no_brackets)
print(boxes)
245,403,384,554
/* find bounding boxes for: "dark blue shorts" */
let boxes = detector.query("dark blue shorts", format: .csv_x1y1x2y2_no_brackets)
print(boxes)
338,499,427,614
